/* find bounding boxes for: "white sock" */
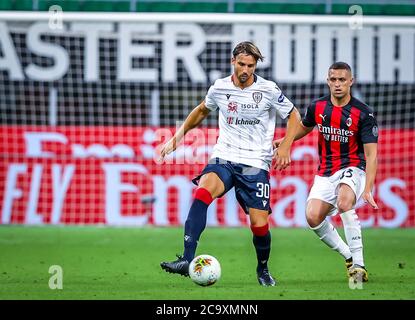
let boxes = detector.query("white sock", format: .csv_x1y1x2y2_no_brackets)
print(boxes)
340,209,364,267
310,219,352,260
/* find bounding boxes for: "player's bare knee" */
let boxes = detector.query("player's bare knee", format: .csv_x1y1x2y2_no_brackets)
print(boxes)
337,184,356,213
250,217,268,227
337,200,354,213
305,206,323,228
306,212,322,228
198,173,224,199
249,209,269,231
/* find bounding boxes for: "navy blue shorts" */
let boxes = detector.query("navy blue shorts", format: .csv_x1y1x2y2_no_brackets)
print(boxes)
192,158,271,214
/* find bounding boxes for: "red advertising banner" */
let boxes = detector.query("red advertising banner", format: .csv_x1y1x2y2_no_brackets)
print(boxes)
0,126,414,227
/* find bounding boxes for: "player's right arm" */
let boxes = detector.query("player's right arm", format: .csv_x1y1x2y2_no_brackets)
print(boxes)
159,101,210,161
273,123,313,149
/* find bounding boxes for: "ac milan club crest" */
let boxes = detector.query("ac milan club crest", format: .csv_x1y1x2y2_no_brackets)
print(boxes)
346,117,353,127
252,92,263,104
227,102,238,113
372,126,378,137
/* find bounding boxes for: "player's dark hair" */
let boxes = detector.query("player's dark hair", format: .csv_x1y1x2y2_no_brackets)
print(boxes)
329,61,352,73
232,41,264,62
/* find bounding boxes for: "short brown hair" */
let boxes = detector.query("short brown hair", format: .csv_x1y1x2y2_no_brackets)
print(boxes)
232,41,264,62
329,61,352,73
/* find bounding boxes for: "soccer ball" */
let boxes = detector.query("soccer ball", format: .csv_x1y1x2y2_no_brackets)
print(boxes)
189,254,221,286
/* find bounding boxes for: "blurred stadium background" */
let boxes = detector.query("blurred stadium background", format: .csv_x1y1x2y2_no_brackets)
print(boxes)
0,0,414,300
1,0,414,228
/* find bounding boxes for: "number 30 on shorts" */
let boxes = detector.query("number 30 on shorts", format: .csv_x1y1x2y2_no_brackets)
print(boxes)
256,183,270,199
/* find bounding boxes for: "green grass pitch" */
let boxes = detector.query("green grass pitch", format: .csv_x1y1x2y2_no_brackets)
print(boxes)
0,226,414,300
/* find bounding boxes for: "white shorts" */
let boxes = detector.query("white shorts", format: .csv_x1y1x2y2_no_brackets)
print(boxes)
307,167,366,216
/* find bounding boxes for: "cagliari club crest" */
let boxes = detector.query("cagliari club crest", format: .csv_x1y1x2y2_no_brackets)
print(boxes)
252,92,262,104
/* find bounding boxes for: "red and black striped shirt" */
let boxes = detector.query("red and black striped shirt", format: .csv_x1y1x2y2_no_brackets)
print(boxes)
302,95,378,177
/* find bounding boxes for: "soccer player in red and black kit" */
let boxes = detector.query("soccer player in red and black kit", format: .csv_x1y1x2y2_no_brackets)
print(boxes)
274,62,378,283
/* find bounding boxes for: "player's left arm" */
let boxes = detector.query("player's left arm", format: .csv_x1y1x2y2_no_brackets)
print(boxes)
360,109,379,209
362,143,378,209
274,107,301,170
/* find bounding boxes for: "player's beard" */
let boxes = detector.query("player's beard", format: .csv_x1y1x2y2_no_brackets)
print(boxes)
238,73,249,83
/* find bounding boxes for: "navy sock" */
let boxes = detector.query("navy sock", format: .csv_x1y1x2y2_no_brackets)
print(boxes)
253,231,271,272
183,192,211,262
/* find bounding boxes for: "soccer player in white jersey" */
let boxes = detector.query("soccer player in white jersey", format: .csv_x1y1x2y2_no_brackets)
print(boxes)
274,62,378,283
159,42,301,286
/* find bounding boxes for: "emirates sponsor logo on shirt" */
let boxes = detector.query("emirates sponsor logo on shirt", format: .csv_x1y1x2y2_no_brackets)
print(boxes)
317,124,354,143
